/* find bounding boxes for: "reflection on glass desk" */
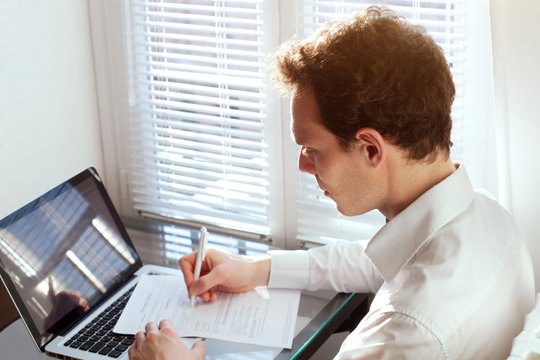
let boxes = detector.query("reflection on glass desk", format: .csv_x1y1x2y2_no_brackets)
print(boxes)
124,217,370,360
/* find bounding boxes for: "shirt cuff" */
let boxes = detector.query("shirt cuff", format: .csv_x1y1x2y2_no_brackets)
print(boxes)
267,250,309,289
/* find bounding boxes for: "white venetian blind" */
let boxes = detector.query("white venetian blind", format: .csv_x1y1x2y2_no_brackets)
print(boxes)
124,0,271,236
295,0,465,245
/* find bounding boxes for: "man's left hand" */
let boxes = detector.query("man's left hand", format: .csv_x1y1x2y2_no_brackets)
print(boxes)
128,320,205,360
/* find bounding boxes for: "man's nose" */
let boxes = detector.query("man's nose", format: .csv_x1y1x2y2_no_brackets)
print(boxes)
298,151,316,175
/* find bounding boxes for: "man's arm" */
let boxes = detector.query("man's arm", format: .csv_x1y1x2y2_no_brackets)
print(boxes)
336,311,444,360
269,241,383,293
181,240,383,301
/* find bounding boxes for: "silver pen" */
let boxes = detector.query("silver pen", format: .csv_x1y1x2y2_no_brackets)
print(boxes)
190,227,208,307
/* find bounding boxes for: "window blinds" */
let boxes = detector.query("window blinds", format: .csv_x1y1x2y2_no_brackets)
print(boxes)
294,0,465,245
125,0,271,236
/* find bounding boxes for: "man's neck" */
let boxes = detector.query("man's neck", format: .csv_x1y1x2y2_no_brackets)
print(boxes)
380,152,456,221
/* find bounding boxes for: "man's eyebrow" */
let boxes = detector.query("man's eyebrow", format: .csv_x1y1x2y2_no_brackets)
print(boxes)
289,127,303,145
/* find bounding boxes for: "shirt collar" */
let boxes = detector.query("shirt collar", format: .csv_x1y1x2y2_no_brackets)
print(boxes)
364,163,475,283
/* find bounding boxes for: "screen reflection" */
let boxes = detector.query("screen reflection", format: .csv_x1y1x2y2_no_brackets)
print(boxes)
0,176,138,346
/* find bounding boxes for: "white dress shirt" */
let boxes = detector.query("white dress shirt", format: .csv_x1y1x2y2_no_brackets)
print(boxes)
268,165,535,359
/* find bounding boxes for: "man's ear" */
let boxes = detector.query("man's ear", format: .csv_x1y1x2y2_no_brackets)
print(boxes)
354,128,385,167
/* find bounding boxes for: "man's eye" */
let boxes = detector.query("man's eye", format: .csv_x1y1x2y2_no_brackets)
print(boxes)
302,147,315,156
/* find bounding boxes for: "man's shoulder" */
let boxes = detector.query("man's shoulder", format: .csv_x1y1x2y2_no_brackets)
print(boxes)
471,185,516,214
372,190,532,349
436,186,520,239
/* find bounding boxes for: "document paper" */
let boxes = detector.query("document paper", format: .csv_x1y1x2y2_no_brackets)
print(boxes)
113,274,301,348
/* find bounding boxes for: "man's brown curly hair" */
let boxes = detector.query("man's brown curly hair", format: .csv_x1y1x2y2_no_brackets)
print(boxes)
272,6,455,161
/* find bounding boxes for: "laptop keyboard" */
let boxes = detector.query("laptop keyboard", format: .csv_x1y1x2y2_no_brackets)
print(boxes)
63,285,136,358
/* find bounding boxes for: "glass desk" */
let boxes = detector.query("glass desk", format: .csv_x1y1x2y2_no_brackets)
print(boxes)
124,217,370,360
0,217,370,360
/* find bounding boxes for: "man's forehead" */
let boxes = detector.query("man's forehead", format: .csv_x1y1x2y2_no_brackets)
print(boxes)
289,104,313,144
289,108,332,148
289,88,320,143
289,117,303,145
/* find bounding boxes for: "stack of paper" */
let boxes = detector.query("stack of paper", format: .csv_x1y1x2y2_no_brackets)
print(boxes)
113,274,301,349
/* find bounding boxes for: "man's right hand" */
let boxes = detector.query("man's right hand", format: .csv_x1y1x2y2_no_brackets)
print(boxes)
179,248,270,302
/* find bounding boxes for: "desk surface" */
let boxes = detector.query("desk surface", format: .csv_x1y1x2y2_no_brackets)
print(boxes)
0,217,368,359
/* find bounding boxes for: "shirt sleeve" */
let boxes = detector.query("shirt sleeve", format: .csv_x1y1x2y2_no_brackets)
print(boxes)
336,311,445,360
268,240,383,293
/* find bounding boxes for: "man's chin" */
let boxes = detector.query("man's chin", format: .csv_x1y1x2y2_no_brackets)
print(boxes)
335,203,352,216
330,194,362,216
335,203,367,217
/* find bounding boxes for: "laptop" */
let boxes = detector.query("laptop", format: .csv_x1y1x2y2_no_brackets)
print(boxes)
0,167,181,359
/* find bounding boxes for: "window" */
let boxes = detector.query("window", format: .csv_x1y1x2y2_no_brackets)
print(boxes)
92,0,495,249
123,0,276,238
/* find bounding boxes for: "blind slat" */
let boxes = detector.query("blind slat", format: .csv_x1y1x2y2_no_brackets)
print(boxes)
131,1,263,15
131,183,268,212
132,10,264,26
134,40,264,59
133,31,264,47
131,163,268,188
132,124,265,150
134,98,266,120
132,116,265,141
134,70,264,90
133,108,264,132
131,142,267,171
135,89,265,112
131,153,267,179
135,78,265,99
131,131,267,161
134,50,265,69
135,60,265,79
132,20,264,36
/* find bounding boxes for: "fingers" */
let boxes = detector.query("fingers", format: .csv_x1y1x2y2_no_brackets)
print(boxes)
195,289,216,302
190,266,228,296
130,331,144,360
191,340,206,359
131,321,203,360
158,319,174,330
128,342,136,359
134,330,145,344
180,248,250,302
145,321,159,334
193,290,218,302
180,251,220,302
179,252,197,286
179,252,206,300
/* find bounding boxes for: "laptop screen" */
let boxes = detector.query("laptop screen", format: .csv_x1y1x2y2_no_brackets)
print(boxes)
0,168,142,349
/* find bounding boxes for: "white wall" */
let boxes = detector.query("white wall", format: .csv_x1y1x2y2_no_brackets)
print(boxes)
0,0,103,218
491,0,540,290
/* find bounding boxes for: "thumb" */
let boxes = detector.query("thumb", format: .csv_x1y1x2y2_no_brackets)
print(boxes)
191,339,205,359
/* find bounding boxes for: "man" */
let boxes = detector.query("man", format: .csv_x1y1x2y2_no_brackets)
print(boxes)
129,6,535,360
